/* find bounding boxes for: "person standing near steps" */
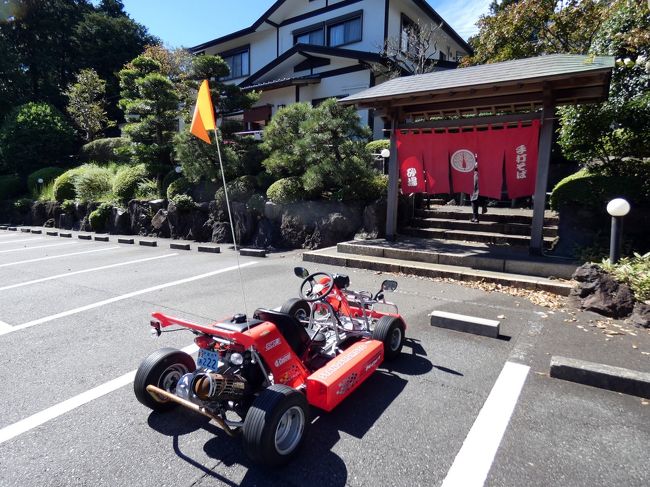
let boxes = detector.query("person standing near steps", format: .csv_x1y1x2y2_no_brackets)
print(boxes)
470,162,487,223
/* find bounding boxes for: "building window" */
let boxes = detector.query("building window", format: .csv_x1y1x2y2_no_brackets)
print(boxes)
294,27,324,45
400,15,416,53
328,15,362,47
222,49,249,79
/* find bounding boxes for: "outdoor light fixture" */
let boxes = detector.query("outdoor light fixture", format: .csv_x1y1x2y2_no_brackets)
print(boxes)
606,198,630,264
174,165,182,174
37,178,44,184
380,148,390,175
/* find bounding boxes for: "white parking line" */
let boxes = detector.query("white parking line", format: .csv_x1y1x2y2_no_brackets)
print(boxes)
0,242,76,254
0,344,199,445
0,261,258,336
0,253,179,291
0,321,12,333
441,361,530,487
0,246,120,268
0,237,44,245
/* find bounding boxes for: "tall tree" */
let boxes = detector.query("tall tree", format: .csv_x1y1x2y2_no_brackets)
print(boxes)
65,68,113,142
463,0,607,65
0,0,155,120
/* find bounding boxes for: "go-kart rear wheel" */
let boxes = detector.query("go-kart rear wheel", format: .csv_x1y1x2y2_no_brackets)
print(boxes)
373,316,406,361
134,348,196,412
242,384,309,467
280,298,310,324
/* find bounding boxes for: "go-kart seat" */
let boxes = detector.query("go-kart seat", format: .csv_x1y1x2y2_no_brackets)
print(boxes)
253,309,325,357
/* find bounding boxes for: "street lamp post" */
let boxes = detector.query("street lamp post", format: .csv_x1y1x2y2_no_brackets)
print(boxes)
606,198,631,264
380,148,390,175
37,177,44,195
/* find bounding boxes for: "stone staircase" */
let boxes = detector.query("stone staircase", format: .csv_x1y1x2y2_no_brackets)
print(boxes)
402,202,559,248
302,203,575,295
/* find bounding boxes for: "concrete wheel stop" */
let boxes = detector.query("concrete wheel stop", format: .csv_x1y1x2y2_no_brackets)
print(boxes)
550,356,650,399
430,310,500,338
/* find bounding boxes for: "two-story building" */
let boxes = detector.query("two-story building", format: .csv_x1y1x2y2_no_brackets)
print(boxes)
190,0,471,139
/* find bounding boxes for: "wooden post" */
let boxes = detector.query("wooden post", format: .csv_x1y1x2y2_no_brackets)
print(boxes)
386,115,399,240
530,89,555,255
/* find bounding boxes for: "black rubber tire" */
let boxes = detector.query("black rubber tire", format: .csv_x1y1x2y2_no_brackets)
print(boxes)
280,298,310,324
134,348,196,412
242,384,309,467
373,316,406,361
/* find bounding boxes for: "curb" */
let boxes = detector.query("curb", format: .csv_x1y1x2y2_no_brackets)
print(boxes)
550,356,650,399
197,245,220,254
118,238,135,244
95,236,110,242
240,248,266,257
139,240,157,247
170,243,191,251
430,310,500,338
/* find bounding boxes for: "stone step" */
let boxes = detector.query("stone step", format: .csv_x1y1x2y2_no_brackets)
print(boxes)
410,217,558,237
336,241,576,279
414,208,559,225
401,226,556,248
303,246,572,296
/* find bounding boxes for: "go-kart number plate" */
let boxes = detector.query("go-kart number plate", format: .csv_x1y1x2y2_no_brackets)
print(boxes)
197,349,220,369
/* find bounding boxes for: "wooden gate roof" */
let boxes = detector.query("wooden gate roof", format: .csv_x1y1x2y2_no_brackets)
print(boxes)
341,54,615,118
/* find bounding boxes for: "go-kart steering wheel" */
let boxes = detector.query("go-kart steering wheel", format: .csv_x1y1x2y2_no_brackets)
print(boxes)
300,272,335,302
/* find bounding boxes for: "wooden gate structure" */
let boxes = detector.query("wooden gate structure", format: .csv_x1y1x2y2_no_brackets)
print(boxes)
340,54,615,255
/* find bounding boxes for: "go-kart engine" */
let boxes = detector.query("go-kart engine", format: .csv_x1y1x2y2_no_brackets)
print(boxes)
191,371,248,402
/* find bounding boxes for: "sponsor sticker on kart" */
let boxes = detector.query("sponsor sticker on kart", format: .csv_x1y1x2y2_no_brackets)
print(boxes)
265,337,281,351
274,353,291,368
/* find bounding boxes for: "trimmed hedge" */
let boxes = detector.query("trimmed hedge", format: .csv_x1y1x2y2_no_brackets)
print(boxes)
365,139,390,154
0,175,23,200
53,168,83,202
171,194,195,212
79,137,129,163
215,175,256,207
266,177,303,204
550,165,650,211
166,176,191,200
113,164,147,203
27,167,65,193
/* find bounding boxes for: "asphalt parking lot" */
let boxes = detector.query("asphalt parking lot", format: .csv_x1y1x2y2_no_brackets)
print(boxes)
0,230,648,487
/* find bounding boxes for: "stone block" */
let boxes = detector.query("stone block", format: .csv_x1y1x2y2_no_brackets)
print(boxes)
430,310,500,338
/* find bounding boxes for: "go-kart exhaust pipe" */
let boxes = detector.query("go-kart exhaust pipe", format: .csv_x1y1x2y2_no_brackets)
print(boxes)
145,385,239,437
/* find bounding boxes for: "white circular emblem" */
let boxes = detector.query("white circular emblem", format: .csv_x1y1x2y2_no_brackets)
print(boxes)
450,149,476,173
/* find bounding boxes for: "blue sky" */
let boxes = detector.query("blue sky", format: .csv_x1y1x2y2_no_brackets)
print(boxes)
120,0,491,48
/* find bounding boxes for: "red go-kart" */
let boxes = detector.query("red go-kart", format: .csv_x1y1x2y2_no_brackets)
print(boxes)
134,267,407,466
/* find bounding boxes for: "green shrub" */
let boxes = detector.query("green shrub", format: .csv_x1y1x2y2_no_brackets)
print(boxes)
0,175,22,200
79,137,129,164
13,197,32,214
266,177,303,204
0,102,75,177
161,170,180,194
61,199,75,214
601,252,650,301
37,180,56,201
27,167,65,194
171,194,195,212
214,175,256,207
550,165,650,210
53,168,83,202
113,164,147,202
354,174,388,201
135,178,159,200
73,165,114,202
247,193,266,214
88,202,113,232
365,139,390,154
166,176,191,200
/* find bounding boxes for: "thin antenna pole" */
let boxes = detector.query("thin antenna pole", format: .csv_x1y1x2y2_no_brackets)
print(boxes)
214,127,249,318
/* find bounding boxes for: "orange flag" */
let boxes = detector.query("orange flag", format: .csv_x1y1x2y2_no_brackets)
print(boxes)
190,80,216,144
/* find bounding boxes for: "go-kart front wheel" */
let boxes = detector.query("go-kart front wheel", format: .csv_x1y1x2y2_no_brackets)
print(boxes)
242,384,309,467
134,348,196,411
373,316,406,360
